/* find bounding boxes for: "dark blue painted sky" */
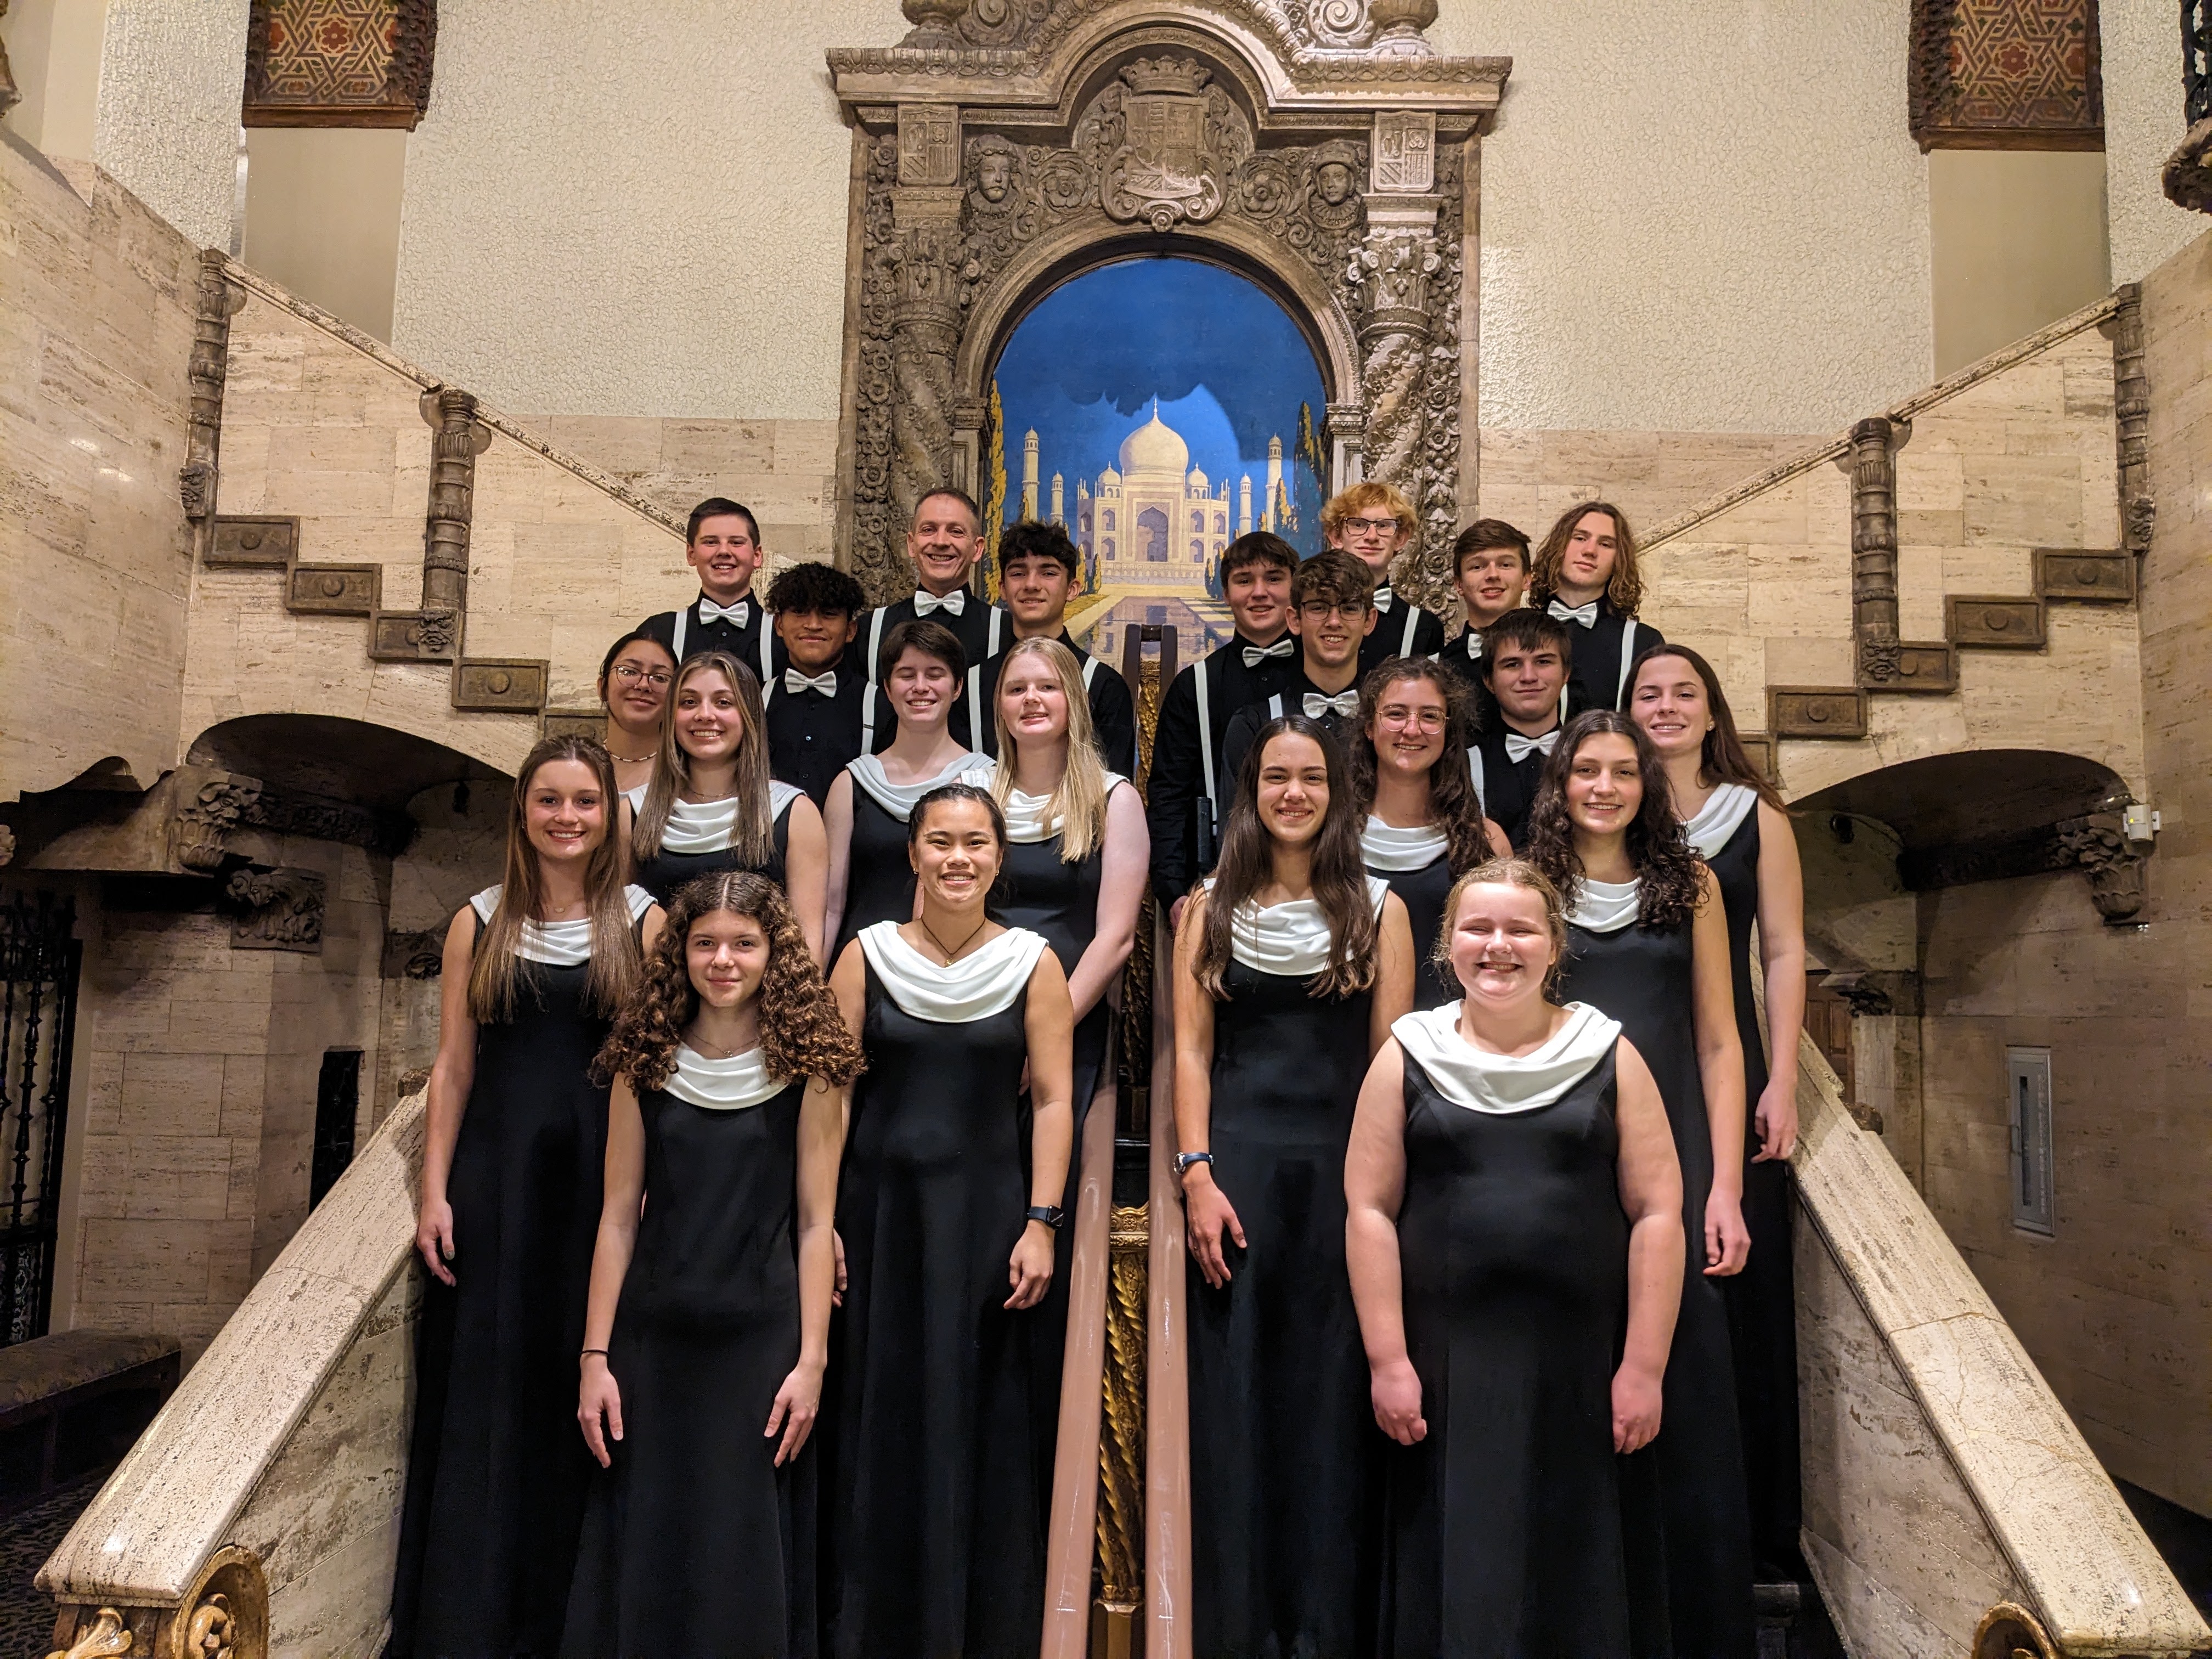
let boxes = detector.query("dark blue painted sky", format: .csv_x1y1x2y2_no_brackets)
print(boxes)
989,258,1327,551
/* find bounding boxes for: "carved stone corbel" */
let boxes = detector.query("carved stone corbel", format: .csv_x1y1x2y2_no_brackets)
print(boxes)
2109,283,2154,561
2055,810,2150,925
225,867,327,952
183,251,247,558
170,770,265,873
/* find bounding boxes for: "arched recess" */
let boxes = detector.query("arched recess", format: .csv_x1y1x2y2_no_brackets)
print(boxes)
827,0,1509,604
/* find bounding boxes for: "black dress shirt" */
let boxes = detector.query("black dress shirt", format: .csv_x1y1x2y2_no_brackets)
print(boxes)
1470,718,1564,849
637,594,780,685
1145,633,1300,905
1547,595,1663,714
1359,587,1447,675
845,591,1012,755
763,667,867,809
1215,670,1362,808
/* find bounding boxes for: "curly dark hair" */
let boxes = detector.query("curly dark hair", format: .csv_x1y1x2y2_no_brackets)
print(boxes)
1347,657,1491,877
1523,710,1703,930
594,871,865,1093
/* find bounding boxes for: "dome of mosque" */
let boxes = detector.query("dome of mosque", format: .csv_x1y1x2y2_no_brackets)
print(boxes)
1188,466,1208,490
1118,402,1190,477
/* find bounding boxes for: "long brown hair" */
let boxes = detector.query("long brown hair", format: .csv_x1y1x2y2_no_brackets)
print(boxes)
593,871,865,1092
986,637,1111,862
468,735,640,1023
1436,856,1570,996
1194,714,1377,998
1530,500,1643,615
1625,642,1787,811
632,651,776,865
1523,710,1703,930
1348,658,1491,877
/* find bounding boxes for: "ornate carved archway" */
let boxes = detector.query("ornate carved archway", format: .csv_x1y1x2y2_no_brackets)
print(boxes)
827,0,1510,604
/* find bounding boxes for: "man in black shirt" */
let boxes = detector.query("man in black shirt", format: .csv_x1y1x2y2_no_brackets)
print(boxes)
1437,517,1532,696
637,496,780,685
1470,611,1573,848
1217,549,1375,802
1529,500,1662,713
848,487,1010,753
1146,530,1300,926
1324,481,1444,673
971,521,1139,774
760,562,867,808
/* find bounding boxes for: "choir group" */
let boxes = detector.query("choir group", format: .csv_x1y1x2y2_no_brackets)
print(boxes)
386,482,1808,1659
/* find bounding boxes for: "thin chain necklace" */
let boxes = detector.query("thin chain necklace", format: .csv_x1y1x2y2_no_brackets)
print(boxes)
687,1028,747,1059
920,913,989,964
608,747,654,764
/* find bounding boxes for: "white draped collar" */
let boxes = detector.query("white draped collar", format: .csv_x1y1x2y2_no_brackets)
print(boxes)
1361,815,1449,873
662,1043,791,1111
624,781,802,853
857,922,1049,1023
1683,781,1758,860
1568,875,1642,935
470,884,654,966
847,752,978,820
1393,1001,1621,1115
1213,873,1391,977
957,764,1128,843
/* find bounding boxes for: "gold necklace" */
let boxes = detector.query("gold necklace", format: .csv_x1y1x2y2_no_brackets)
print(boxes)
919,914,988,964
687,1029,745,1059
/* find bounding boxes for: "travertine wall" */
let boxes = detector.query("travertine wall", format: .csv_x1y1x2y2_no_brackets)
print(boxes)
1909,227,2212,1518
1474,430,1816,551
0,141,200,801
70,837,386,1359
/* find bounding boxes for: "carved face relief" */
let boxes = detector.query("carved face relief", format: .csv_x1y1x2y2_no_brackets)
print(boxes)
1316,161,1355,205
978,150,1012,203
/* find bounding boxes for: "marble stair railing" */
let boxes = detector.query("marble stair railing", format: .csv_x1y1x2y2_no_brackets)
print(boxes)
1784,1013,2209,1658
37,1092,429,1659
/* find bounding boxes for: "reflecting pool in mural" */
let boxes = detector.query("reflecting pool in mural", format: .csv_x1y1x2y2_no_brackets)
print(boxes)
984,257,1329,663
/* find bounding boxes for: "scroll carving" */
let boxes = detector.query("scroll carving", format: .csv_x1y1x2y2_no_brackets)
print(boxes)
171,772,265,873
225,867,327,951
43,1605,133,1659
2055,811,2149,925
1096,1202,1149,1610
1080,58,1250,232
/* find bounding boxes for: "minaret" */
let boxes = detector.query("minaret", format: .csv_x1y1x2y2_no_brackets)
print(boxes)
1263,436,1283,531
1239,474,1253,534
1050,472,1064,524
1022,428,1040,520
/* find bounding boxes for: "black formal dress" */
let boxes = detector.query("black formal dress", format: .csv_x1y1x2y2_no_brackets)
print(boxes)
1146,633,1299,906
626,780,801,906
563,1047,816,1658
1469,721,1561,849
972,631,1141,776
1380,1002,1668,1658
1189,878,1386,1659
1556,877,1755,1659
764,666,867,809
847,590,1010,756
1359,585,1447,674
821,924,1054,1659
640,593,781,681
830,752,975,961
1547,596,1662,714
1363,816,1460,1009
1688,785,1802,1581
1215,672,1362,804
389,884,654,1659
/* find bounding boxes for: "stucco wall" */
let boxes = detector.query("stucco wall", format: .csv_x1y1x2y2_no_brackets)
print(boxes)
89,0,249,252
2100,0,2203,285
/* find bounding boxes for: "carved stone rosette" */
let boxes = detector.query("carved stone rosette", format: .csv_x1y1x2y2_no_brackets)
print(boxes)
830,2,1506,603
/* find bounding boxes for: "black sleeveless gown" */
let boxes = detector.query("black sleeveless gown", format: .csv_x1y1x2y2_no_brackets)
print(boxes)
1558,915,1756,1659
1705,807,1802,1579
820,963,1048,1657
1383,1046,1667,1657
1189,958,1377,1658
563,1077,815,1657
833,788,918,962
390,932,614,1658
631,790,795,905
1372,849,1458,1009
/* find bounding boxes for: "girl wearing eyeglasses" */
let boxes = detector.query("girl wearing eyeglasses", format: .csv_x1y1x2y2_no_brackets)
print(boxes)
598,630,679,797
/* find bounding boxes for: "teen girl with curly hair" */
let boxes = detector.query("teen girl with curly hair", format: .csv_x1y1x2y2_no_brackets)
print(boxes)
1525,708,1756,1659
566,872,863,1657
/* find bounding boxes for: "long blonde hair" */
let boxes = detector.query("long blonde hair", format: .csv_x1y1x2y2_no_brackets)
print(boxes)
631,651,776,866
468,736,641,1022
987,636,1112,863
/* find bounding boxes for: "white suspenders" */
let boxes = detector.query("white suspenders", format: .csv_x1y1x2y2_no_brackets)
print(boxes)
967,665,985,753
1266,693,1286,720
1081,656,1100,693
1615,619,1639,708
1194,654,1218,838
672,600,775,686
673,606,688,664
1468,746,1487,815
1398,602,1420,657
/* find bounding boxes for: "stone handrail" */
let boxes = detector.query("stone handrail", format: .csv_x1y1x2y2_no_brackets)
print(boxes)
39,1092,427,1652
1786,1026,2208,1657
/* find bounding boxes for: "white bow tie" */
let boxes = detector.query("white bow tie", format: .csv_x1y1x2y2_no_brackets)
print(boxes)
1304,690,1361,720
1504,728,1562,763
1463,630,1484,658
784,668,837,697
1548,599,1599,629
698,596,751,628
1242,637,1295,669
1373,585,1395,612
913,588,966,618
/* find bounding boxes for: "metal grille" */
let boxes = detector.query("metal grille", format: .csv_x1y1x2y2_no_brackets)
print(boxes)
2188,0,2211,125
0,892,80,1348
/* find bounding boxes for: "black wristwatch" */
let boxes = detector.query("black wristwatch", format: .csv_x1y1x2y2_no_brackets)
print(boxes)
1025,1204,1065,1231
